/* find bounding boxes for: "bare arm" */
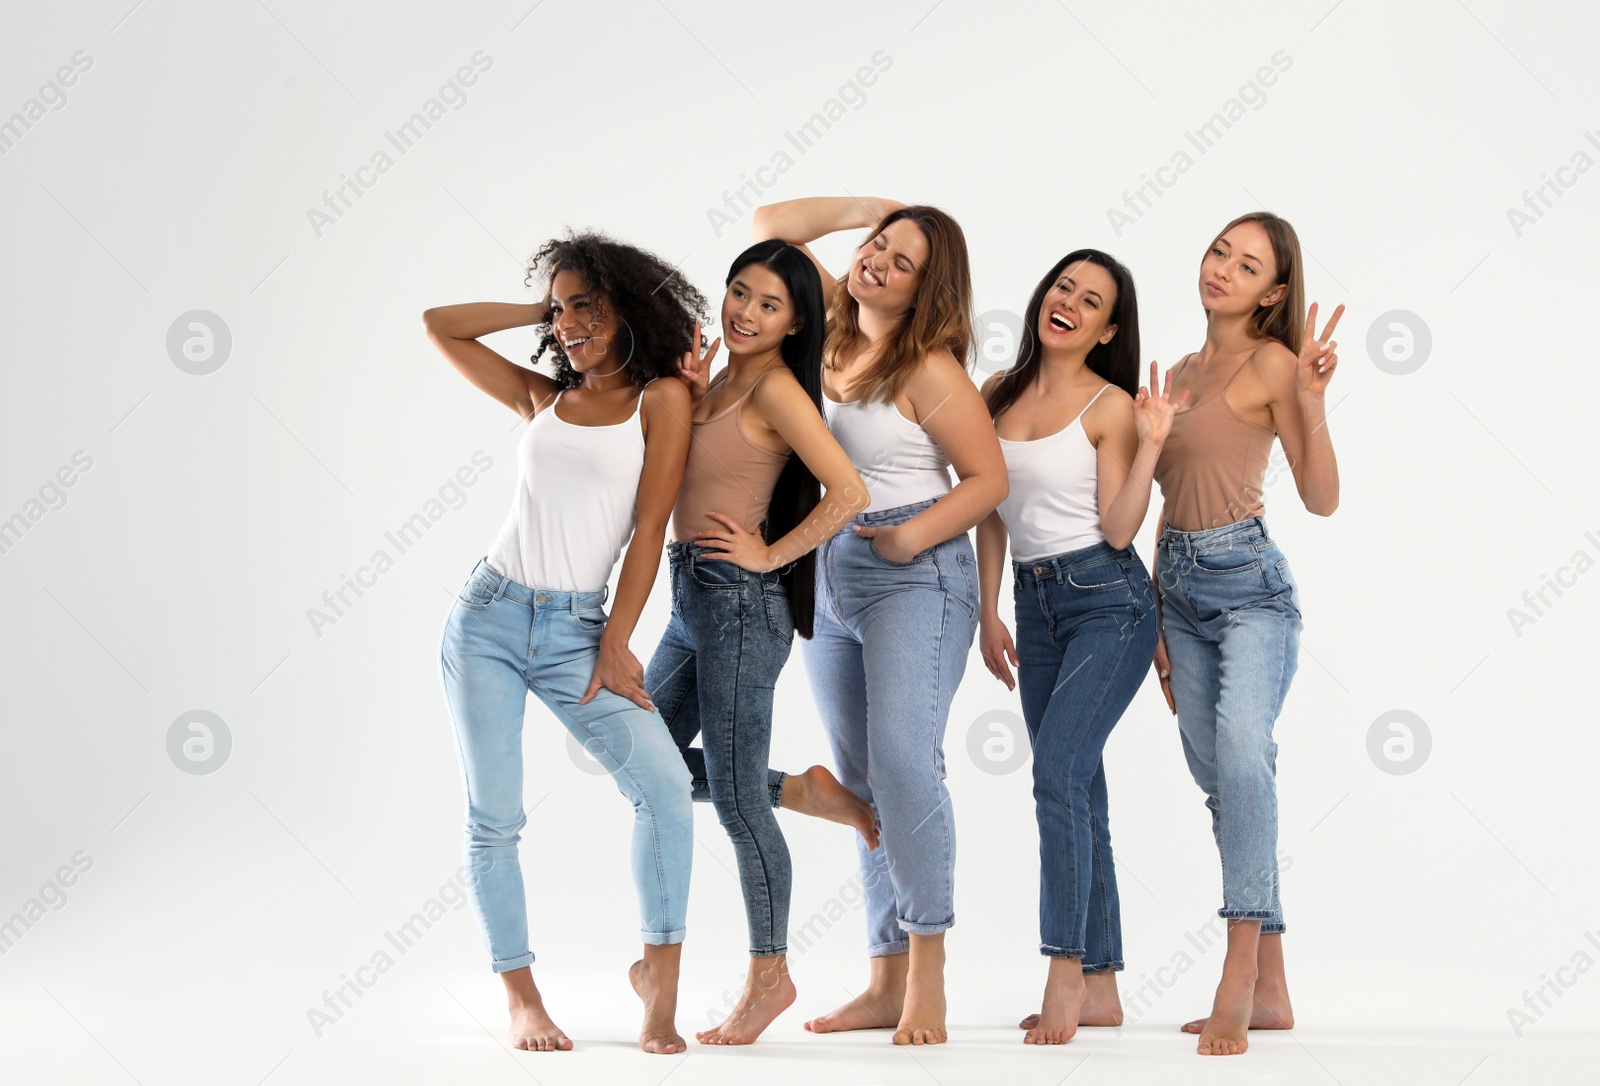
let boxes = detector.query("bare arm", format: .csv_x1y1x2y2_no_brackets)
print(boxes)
759,375,869,569
422,301,561,419
1259,342,1339,517
1094,361,1187,550
580,377,693,708
752,196,904,296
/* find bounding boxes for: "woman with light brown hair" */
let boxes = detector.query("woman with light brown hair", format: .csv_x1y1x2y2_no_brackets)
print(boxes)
751,196,1008,1046
1149,210,1343,1056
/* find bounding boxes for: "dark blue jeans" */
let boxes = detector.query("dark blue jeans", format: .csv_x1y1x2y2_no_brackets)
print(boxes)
1013,541,1157,969
645,540,794,956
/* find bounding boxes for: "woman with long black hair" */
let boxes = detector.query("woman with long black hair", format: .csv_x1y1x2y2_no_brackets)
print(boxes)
644,238,880,1045
975,250,1181,1044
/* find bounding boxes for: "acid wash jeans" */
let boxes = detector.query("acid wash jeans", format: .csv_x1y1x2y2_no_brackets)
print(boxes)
440,557,694,972
645,540,796,957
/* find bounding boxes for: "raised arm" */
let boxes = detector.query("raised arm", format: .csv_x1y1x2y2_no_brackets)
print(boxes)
1263,303,1343,517
1093,362,1187,551
422,301,561,421
752,196,905,296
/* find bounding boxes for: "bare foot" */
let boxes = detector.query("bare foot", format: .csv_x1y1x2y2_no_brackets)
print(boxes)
893,934,947,1046
498,967,572,1052
803,987,902,1033
1195,970,1255,1056
781,765,881,850
507,998,572,1051
1023,969,1084,1045
697,956,797,1045
1181,973,1294,1033
630,955,686,1055
1019,971,1123,1031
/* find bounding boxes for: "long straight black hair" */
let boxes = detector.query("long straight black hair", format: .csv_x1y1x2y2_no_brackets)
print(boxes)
726,239,826,639
984,249,1141,420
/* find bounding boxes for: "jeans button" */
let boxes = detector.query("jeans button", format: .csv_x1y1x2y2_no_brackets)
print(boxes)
535,592,550,603
1034,566,1045,574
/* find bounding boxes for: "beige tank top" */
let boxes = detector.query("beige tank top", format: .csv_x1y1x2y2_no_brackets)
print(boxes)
671,368,792,542
1154,354,1276,532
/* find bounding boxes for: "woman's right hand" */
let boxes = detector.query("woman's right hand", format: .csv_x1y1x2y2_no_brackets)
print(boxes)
864,196,907,225
1153,634,1176,715
1134,359,1189,446
675,320,721,402
980,612,1018,691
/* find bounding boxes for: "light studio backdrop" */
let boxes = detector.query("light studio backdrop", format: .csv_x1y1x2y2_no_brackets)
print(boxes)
2,2,1595,1084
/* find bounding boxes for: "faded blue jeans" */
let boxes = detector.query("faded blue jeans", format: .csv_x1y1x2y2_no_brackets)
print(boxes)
1157,517,1300,932
439,557,694,972
1014,541,1157,969
800,497,979,956
645,540,794,957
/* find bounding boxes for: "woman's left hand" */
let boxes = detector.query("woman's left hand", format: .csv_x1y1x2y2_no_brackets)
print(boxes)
581,634,654,711
1296,301,1344,398
695,511,776,572
854,521,920,563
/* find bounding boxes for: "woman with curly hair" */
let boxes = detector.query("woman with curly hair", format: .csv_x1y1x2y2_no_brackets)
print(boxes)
424,231,712,1055
643,238,880,1045
1149,212,1342,1056
751,197,1008,1046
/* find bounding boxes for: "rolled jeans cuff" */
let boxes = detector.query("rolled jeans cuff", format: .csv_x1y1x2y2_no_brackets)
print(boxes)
769,770,787,809
868,937,909,958
1217,908,1274,921
490,951,536,974
642,927,687,946
898,916,953,937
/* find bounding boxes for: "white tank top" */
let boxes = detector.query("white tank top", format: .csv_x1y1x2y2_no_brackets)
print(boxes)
485,384,649,592
823,391,952,514
996,384,1111,563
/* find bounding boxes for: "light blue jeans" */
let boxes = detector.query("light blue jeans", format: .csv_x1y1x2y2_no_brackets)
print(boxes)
439,557,694,972
800,497,979,956
1157,517,1300,932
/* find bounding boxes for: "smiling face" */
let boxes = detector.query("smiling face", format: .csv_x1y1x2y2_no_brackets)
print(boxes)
847,217,929,316
1036,259,1119,354
722,263,800,357
1199,220,1286,318
548,267,625,373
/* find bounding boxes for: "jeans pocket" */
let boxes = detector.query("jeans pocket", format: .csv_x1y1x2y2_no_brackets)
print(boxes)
1066,558,1129,591
457,574,497,610
869,536,933,566
762,582,795,644
1192,548,1260,575
574,605,609,631
688,554,744,589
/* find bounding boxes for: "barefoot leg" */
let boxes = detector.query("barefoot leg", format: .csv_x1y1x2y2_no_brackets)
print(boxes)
500,967,572,1052
630,943,686,1054
1023,957,1085,1044
1195,920,1258,1056
696,954,798,1045
804,952,906,1033
1182,931,1293,1034
781,765,881,850
893,933,948,1046
1079,970,1124,1026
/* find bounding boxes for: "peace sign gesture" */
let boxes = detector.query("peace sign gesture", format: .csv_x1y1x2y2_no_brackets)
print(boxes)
1132,360,1190,446
1296,301,1344,398
674,320,722,403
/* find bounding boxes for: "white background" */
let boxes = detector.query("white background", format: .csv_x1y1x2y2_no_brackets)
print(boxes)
2,2,1596,1083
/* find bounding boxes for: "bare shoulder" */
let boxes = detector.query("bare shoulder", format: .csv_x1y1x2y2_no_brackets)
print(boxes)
911,346,973,395
1247,339,1299,394
643,375,692,411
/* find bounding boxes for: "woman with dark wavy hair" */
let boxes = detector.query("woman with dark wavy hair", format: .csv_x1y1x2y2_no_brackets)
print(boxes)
424,230,712,1056
1149,212,1343,1056
644,238,880,1045
752,197,1008,1047
975,250,1180,1044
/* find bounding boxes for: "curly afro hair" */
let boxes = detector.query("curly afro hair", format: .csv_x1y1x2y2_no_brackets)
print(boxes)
524,230,709,389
